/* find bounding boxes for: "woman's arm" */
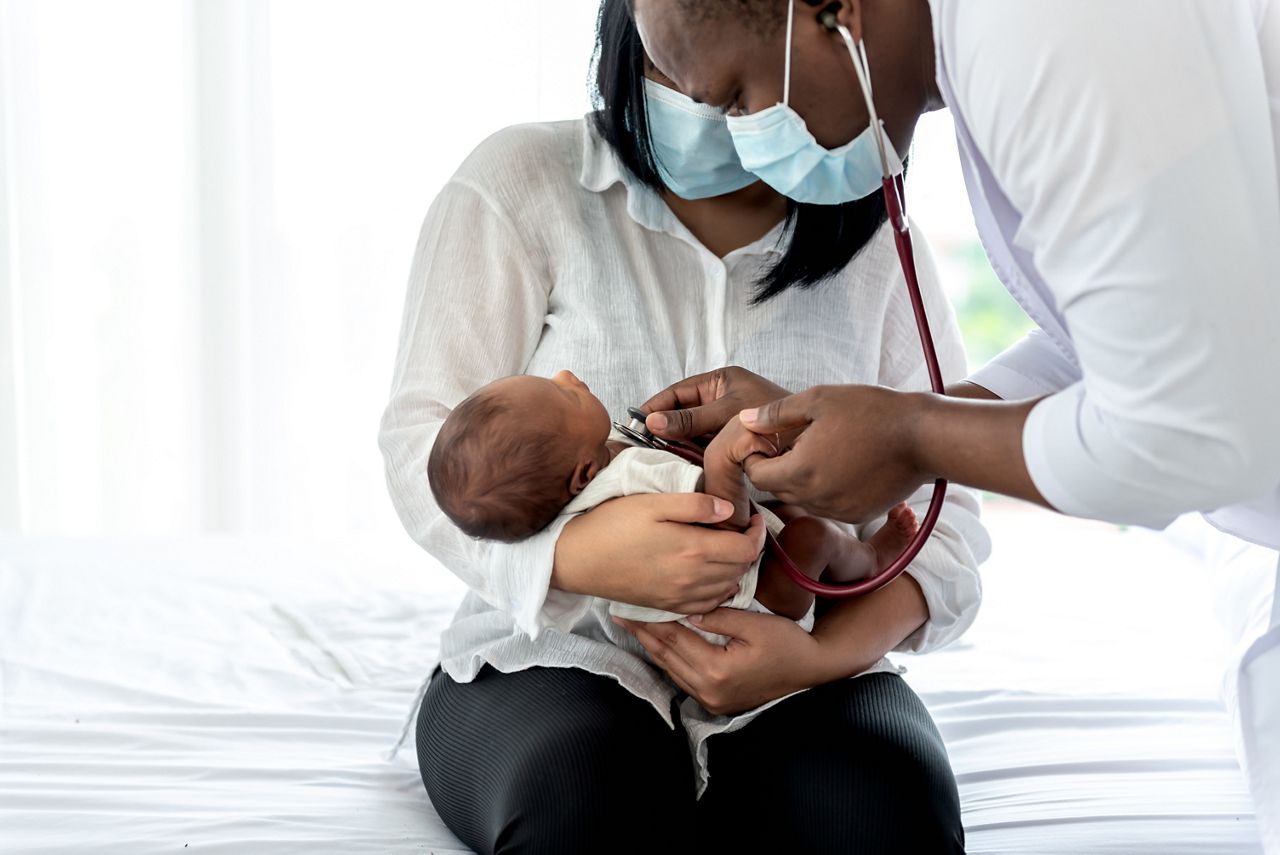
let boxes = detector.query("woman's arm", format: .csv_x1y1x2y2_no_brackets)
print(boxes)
382,161,766,632
380,178,586,639
615,572,928,715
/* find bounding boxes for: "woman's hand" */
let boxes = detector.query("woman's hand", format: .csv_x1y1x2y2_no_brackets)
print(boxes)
551,493,767,615
640,366,792,444
616,574,931,716
614,609,836,715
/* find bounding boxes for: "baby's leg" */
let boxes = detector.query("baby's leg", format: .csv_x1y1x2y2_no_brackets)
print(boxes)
865,502,919,572
754,503,921,617
753,515,838,621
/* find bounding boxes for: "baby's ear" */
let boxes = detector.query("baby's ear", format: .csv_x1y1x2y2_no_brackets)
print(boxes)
568,458,601,495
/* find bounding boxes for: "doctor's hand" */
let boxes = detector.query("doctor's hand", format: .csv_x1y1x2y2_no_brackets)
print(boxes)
740,383,1046,522
739,384,931,525
551,493,767,616
640,366,792,445
614,609,833,716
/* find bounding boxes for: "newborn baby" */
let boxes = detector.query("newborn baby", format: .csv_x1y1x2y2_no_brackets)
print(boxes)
428,370,919,633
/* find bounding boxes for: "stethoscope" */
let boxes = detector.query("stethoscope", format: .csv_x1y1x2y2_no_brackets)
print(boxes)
614,8,947,600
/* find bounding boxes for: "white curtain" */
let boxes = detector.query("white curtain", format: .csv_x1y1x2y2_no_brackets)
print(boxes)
0,0,603,536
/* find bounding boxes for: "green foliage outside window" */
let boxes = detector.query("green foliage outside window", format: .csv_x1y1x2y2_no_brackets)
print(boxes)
949,241,1034,369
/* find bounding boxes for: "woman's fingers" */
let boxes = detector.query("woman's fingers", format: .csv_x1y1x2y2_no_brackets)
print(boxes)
698,523,767,568
646,492,736,526
688,607,766,641
646,496,765,563
617,618,716,684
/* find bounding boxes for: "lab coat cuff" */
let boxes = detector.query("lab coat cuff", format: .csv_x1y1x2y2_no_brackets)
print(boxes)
966,361,1062,402
1023,391,1181,530
968,329,1083,402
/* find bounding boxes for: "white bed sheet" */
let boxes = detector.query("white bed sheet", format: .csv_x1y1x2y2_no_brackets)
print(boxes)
0,505,1263,853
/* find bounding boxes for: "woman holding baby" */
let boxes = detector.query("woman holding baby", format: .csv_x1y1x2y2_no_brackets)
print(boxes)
379,1,989,851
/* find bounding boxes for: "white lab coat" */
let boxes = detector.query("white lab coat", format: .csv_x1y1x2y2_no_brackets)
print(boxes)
927,0,1280,845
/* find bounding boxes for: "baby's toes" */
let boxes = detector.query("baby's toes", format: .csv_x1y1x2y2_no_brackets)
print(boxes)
888,503,919,536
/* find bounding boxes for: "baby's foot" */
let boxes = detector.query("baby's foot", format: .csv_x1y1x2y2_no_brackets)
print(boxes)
868,502,919,570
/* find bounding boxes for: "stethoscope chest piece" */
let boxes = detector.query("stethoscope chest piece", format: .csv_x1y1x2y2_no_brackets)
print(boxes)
613,406,659,449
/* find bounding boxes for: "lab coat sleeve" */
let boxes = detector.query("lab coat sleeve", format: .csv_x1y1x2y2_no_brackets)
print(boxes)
875,226,991,652
967,328,1082,401
953,0,1280,527
378,179,590,640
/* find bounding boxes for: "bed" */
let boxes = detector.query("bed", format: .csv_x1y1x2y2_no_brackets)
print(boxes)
0,503,1262,853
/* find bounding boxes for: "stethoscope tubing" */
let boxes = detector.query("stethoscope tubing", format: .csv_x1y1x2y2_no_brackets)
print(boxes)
620,174,948,600
775,174,948,599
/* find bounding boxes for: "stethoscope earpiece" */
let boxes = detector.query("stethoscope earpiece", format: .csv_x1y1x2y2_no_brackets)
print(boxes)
817,2,842,30
802,0,843,30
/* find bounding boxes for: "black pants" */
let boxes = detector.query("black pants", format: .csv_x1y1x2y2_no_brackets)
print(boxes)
417,665,964,854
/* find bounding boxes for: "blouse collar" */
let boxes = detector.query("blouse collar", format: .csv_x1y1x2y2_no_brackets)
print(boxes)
577,118,785,259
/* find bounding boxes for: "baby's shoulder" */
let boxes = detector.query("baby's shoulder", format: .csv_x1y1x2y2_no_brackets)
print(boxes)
605,447,704,495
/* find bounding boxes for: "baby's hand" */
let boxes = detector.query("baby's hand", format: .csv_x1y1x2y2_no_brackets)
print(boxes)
699,419,781,530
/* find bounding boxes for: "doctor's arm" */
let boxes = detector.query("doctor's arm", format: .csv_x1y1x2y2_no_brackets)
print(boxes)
946,0,1280,527
746,2,1280,526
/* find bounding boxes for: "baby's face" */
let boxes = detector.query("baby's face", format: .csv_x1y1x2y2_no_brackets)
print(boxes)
491,370,612,460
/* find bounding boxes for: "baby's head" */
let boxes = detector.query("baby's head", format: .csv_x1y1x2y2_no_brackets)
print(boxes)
428,370,613,542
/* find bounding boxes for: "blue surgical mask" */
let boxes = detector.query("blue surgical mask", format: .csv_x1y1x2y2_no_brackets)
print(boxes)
643,78,759,200
725,3,903,205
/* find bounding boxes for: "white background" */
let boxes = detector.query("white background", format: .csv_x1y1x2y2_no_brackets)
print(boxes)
0,0,987,538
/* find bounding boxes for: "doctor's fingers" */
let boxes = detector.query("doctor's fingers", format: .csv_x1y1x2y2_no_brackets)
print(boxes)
738,387,821,436
646,401,737,442
643,367,796,441
716,420,783,466
640,373,713,417
742,449,821,505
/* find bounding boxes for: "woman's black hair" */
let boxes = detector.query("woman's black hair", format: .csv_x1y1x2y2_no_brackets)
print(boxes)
589,0,890,304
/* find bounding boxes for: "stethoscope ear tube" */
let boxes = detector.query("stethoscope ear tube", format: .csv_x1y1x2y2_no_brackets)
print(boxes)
770,173,948,599
619,176,947,599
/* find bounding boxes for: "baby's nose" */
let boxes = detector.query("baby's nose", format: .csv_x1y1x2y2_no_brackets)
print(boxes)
555,369,587,390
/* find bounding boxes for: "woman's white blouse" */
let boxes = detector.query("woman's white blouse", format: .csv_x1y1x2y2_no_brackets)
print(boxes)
378,119,990,785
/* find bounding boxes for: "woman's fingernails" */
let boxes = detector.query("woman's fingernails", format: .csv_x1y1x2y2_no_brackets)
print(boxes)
713,498,732,517
739,408,759,425
690,615,704,626
649,413,668,431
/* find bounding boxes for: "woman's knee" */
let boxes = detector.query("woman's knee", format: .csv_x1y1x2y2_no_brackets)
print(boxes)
417,667,695,853
700,675,964,853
